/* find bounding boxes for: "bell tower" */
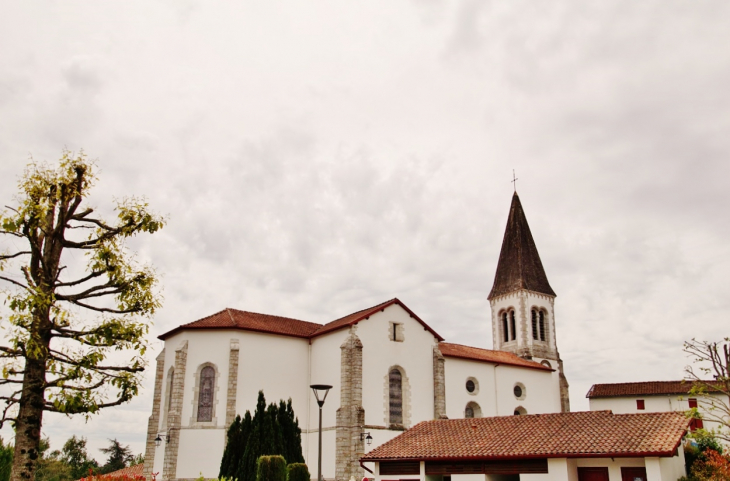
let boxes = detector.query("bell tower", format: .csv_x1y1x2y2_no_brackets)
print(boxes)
488,192,570,412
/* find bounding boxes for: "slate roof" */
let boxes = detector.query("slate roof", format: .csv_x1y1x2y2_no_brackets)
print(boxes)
488,192,556,300
586,380,725,398
439,343,552,371
361,411,688,462
159,298,444,341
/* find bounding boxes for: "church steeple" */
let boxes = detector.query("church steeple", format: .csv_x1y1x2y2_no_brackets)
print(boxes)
488,192,555,300
488,191,570,412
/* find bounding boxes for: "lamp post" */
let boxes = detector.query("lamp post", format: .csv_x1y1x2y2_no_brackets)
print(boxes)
310,384,332,481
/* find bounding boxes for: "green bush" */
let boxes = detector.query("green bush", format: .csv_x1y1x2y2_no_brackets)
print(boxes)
286,464,309,481
257,456,286,481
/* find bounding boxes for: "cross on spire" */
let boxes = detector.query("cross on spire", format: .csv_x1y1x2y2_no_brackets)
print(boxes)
512,170,518,192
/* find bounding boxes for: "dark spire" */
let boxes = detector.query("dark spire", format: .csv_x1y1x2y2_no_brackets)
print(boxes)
488,192,556,300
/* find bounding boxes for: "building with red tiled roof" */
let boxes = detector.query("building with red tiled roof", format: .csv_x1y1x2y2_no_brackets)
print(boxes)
80,463,144,480
587,380,727,435
360,411,689,481
145,192,573,481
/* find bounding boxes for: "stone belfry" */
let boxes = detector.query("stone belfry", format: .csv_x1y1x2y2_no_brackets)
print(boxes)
488,192,570,412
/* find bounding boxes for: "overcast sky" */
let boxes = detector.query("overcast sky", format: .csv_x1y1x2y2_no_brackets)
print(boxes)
1,0,729,462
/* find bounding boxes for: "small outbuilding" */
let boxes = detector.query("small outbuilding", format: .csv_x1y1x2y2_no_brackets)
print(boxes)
360,411,688,481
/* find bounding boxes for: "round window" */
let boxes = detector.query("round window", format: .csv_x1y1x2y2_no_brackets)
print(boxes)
466,380,475,393
465,377,479,395
513,385,523,398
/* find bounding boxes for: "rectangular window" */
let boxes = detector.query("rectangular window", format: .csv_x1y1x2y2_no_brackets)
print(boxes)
636,399,645,410
688,398,704,430
390,322,404,342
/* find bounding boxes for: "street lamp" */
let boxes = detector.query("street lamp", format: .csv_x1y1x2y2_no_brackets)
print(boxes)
360,432,373,446
310,384,332,481
154,432,170,447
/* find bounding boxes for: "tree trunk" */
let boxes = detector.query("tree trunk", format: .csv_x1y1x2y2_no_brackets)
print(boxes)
10,356,47,481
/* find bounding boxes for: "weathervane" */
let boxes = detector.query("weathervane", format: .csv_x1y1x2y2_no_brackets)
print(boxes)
512,169,518,192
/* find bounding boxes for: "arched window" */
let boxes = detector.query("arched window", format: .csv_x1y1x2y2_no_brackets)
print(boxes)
531,309,538,340
509,310,516,341
389,368,403,425
501,312,509,342
197,366,215,422
162,367,174,427
539,310,546,341
465,401,482,418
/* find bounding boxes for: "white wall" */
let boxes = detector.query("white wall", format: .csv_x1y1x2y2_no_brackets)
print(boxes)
156,330,312,479
358,304,439,430
589,394,724,433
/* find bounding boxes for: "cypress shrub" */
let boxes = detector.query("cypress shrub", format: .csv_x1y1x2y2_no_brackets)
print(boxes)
220,391,305,481
286,463,310,481
257,456,286,481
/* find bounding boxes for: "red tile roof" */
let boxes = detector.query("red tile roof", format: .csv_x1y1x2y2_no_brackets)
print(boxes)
80,464,144,480
158,308,322,340
361,411,688,462
310,298,444,341
586,381,725,398
159,298,445,341
439,343,552,371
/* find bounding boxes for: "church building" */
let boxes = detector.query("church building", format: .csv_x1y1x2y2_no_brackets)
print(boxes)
143,192,570,481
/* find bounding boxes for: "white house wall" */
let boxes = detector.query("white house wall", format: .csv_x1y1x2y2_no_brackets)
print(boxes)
589,395,723,432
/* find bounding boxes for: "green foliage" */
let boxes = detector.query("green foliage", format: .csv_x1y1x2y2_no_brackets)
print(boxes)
219,391,305,481
256,456,286,481
0,438,13,481
99,439,134,474
286,464,310,481
35,438,72,481
61,435,99,479
0,152,164,480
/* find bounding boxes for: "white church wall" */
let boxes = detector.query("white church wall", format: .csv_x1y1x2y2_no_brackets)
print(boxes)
494,365,559,416
176,428,226,479
308,328,349,478
233,330,311,421
443,357,497,419
358,304,439,430
161,329,312,479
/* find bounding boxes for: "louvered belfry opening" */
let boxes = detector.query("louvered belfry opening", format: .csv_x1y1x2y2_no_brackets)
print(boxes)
389,368,403,425
197,365,215,422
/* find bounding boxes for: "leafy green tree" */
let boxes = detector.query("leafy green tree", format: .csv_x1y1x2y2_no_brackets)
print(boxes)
99,439,134,474
0,438,13,481
0,152,164,481
34,439,71,481
60,436,98,479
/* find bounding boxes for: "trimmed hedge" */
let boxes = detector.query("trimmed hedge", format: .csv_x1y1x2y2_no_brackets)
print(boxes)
257,456,286,481
286,463,310,481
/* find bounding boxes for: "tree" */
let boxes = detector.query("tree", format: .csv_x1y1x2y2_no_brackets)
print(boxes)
34,439,71,481
684,338,730,443
99,439,134,474
60,436,97,479
0,152,164,481
219,392,305,481
0,438,13,481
